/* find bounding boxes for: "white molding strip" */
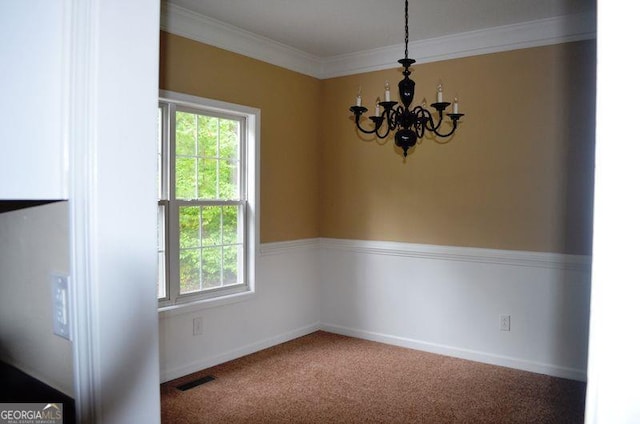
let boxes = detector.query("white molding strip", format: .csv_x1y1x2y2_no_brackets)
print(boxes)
320,238,591,272
68,0,101,421
260,238,320,256
160,322,321,383
322,323,587,382
160,2,323,78
322,12,596,78
259,237,591,271
161,2,596,79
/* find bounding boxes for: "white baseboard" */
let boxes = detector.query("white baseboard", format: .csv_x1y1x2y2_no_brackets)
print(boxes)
160,322,321,383
160,318,586,383
321,323,587,382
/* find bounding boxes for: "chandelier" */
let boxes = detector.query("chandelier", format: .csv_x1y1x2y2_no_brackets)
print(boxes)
349,0,465,157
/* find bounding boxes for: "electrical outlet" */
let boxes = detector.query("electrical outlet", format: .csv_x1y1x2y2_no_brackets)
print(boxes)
500,314,511,331
193,317,203,336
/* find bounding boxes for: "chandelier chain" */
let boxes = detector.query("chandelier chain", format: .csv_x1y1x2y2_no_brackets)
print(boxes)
404,0,409,60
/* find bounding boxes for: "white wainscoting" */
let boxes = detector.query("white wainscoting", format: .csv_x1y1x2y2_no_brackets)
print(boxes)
158,240,321,383
158,238,591,383
319,238,592,381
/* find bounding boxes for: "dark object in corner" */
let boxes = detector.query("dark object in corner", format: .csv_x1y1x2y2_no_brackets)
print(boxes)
0,361,75,424
176,375,216,391
0,200,60,214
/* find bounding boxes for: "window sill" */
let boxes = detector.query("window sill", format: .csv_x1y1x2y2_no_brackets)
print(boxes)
158,288,255,319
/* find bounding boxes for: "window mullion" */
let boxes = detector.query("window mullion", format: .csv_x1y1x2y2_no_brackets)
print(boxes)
175,199,242,207
240,118,245,200
240,201,246,285
216,118,220,199
199,206,204,292
168,202,180,303
195,113,199,200
157,103,170,302
168,103,177,202
219,206,224,285
158,103,168,201
167,104,181,304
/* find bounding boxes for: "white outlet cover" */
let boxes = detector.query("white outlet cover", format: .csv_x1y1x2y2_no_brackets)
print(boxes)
52,274,71,340
193,317,203,335
500,314,511,331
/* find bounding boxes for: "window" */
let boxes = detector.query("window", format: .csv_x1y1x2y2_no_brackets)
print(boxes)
158,91,259,308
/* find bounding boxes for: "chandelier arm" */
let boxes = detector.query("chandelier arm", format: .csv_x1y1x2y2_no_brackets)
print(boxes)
388,107,401,129
375,126,393,139
373,107,397,138
413,108,429,138
421,113,437,132
354,116,383,135
411,106,440,132
431,120,459,138
425,110,445,132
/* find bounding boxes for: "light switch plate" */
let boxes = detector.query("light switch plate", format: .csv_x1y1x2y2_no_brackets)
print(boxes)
52,274,71,340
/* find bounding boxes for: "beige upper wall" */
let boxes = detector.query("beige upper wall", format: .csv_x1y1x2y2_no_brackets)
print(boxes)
160,32,595,255
320,41,595,255
160,31,322,243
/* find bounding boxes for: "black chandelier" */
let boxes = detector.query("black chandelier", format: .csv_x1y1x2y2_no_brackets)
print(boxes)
349,0,465,157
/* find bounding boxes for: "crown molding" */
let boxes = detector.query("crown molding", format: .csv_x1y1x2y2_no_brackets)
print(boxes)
161,2,596,80
322,12,596,78
160,2,324,78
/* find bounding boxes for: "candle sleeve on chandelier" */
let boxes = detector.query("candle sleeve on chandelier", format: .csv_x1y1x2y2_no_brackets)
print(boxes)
384,81,391,101
453,97,459,113
375,97,381,117
356,86,362,107
437,83,443,102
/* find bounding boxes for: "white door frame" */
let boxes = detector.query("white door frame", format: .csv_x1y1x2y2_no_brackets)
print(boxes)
66,1,161,422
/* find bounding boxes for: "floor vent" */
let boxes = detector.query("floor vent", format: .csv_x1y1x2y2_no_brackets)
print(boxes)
176,376,216,391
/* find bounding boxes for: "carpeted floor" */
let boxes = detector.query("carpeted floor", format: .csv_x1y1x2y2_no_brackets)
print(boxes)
161,331,586,423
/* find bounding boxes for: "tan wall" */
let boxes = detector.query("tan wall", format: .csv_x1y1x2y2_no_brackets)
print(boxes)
159,32,322,242
320,41,595,255
160,32,595,255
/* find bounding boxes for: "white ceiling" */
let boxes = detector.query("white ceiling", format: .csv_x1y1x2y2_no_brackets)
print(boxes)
164,0,596,58
161,0,597,78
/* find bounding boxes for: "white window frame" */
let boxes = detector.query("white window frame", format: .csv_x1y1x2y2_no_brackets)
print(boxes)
158,90,259,313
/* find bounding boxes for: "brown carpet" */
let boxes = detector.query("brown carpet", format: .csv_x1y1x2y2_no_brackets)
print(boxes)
161,331,586,423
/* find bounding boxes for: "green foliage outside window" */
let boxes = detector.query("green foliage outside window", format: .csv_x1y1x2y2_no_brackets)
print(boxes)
175,111,243,294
